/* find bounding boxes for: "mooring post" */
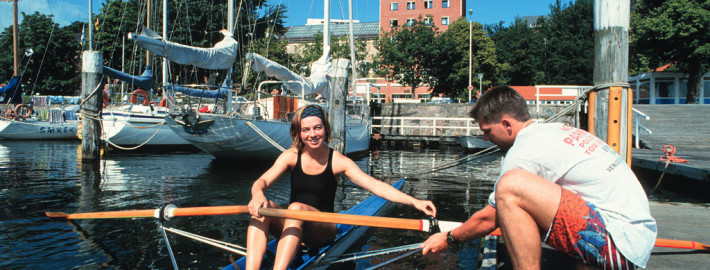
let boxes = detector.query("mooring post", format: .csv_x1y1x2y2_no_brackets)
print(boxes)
81,51,103,162
593,0,632,165
327,59,351,154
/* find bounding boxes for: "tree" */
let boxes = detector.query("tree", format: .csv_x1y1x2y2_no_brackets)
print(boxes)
0,12,80,96
491,17,545,86
432,17,498,99
291,32,370,77
541,0,594,85
631,0,710,104
377,18,437,95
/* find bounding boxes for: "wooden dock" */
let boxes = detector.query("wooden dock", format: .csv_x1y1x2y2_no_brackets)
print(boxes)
631,104,710,190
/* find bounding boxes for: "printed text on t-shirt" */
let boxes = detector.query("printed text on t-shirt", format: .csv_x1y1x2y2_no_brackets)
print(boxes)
560,125,603,155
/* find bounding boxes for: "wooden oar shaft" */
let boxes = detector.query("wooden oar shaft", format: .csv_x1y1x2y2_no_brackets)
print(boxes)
258,208,425,231
490,228,709,250
655,238,710,250
46,205,249,220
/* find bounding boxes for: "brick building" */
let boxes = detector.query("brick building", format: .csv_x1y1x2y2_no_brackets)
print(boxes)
380,0,466,33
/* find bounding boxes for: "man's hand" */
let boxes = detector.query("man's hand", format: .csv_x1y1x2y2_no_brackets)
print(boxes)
420,232,449,255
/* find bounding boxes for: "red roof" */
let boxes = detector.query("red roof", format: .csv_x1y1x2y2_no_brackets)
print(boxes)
510,86,578,101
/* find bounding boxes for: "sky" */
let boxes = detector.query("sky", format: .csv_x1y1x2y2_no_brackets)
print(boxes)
1,0,561,30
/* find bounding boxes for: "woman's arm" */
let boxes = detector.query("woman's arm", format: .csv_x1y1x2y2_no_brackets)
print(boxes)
333,151,436,217
248,148,296,216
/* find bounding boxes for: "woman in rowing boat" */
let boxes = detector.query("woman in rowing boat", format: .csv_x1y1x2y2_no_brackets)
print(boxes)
246,104,436,270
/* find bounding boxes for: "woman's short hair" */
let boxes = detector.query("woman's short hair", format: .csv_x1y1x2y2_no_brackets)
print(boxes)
290,105,331,149
470,86,531,123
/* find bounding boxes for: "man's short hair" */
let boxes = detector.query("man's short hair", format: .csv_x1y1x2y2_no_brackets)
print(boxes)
470,86,531,123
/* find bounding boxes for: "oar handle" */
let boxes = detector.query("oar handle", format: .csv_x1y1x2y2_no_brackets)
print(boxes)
258,208,426,231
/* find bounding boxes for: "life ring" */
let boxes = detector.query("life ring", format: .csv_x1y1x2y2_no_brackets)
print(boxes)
130,89,151,105
14,104,33,120
4,108,15,120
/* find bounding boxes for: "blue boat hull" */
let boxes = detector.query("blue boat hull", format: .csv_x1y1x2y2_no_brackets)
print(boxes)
224,178,405,270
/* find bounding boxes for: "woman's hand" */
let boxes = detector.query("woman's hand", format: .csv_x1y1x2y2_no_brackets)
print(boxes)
248,194,268,217
412,199,437,217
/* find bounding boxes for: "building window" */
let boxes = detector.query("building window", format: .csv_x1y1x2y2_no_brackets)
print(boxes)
390,19,399,27
442,0,450,8
393,93,413,99
390,2,398,11
424,0,433,9
442,17,450,25
406,18,415,26
407,1,415,9
424,17,432,25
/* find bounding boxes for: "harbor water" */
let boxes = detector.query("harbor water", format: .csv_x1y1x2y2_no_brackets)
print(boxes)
0,140,501,269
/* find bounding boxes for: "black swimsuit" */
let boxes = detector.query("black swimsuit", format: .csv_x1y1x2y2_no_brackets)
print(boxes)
289,149,337,212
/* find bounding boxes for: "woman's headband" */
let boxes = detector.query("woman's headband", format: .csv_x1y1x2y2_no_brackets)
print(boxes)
302,106,324,120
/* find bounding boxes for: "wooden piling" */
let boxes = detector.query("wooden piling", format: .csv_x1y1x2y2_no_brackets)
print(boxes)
593,0,632,163
327,59,351,154
81,51,103,162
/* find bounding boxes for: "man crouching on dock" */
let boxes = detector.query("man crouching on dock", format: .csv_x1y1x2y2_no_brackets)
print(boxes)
421,86,656,269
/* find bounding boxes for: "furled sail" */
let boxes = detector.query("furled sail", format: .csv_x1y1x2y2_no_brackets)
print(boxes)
164,85,229,99
247,52,331,100
0,76,22,104
102,65,154,90
129,28,239,70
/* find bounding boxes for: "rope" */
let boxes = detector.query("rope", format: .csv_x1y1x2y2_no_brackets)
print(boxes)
246,121,287,152
651,145,689,194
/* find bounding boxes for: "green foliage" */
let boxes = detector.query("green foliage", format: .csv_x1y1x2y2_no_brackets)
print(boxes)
540,0,594,85
0,12,80,95
432,17,498,99
631,0,710,103
291,32,370,77
491,17,545,86
377,18,437,94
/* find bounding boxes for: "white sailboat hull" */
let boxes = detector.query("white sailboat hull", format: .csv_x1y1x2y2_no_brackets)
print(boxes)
0,119,79,140
102,106,190,146
164,114,370,160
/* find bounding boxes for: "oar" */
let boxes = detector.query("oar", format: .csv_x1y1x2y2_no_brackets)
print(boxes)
487,228,709,251
46,206,710,251
45,205,249,220
257,208,462,233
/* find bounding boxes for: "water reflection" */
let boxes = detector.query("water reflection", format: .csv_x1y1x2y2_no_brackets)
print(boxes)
0,141,501,269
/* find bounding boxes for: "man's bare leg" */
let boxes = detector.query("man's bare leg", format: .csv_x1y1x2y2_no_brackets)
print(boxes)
495,169,562,270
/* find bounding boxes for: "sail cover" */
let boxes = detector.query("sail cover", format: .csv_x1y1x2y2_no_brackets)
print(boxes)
102,65,154,90
248,52,330,99
129,28,239,70
164,85,229,99
0,76,22,104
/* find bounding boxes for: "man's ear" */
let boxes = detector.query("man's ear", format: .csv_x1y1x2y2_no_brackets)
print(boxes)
500,118,512,130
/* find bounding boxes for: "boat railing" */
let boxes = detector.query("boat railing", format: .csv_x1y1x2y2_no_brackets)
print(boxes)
371,116,479,137
632,108,652,149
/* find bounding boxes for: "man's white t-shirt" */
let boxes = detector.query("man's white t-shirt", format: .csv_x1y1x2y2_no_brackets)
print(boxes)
488,122,657,267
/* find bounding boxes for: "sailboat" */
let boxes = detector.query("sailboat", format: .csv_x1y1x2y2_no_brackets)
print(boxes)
0,2,80,140
129,4,370,160
99,65,191,148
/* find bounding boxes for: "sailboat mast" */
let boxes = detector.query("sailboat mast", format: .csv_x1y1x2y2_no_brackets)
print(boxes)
323,0,330,57
146,0,150,67
162,0,167,85
226,0,234,113
12,0,18,76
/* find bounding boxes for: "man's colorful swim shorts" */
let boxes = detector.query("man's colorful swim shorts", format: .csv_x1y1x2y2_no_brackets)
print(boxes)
544,188,638,269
